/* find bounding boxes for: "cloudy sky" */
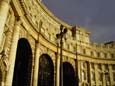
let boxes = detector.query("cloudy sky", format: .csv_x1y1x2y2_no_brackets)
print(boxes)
42,0,115,43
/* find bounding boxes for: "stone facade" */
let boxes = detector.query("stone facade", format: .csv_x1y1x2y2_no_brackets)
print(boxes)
0,0,115,86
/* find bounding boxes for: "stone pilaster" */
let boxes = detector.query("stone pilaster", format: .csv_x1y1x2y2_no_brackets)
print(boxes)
56,47,60,86
109,65,112,85
78,61,81,86
5,20,21,86
94,64,98,86
33,41,40,86
87,62,91,86
0,0,10,48
1,71,6,86
102,65,106,86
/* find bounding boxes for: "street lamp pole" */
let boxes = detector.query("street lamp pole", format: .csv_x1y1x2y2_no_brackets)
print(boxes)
56,25,67,86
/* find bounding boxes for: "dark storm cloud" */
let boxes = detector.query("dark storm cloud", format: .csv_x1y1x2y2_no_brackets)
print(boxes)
42,0,115,43
88,25,115,43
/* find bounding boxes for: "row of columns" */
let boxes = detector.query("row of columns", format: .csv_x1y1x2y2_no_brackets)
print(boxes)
0,18,61,86
77,61,112,86
0,1,62,85
94,64,114,86
0,1,69,86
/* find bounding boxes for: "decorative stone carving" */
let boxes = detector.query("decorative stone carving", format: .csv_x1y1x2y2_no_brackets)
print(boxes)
0,8,15,74
0,50,9,72
0,0,115,86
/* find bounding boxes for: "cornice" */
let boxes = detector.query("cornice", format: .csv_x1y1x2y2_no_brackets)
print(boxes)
10,0,115,60
77,53,115,64
35,0,72,29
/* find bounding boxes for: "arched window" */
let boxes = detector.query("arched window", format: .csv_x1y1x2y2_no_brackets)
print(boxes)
63,62,76,86
0,70,2,86
38,54,54,86
12,38,32,86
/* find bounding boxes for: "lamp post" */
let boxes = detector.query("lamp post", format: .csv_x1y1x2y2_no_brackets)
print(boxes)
56,25,67,86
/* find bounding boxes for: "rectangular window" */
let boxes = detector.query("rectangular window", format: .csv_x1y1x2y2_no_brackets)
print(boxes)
104,53,107,58
112,64,115,70
91,51,94,56
98,64,102,70
83,49,86,54
105,64,109,71
99,72,103,81
91,63,94,69
92,72,95,81
113,72,115,81
97,52,100,57
111,54,114,58
81,62,86,69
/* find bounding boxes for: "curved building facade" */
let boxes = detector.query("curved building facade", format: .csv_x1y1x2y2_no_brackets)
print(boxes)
0,0,115,86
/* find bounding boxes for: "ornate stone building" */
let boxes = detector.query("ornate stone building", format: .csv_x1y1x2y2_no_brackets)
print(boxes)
0,0,115,86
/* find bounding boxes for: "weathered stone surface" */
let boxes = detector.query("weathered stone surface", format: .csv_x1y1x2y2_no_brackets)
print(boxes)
0,0,115,86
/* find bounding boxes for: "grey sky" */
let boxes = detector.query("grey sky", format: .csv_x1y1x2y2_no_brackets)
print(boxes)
42,0,115,43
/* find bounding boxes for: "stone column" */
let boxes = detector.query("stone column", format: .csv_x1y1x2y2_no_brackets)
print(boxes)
75,59,80,86
87,62,91,86
5,20,21,86
109,65,112,86
0,0,10,48
102,65,107,86
1,82,4,86
94,64,98,86
77,61,81,86
56,47,60,86
33,41,40,86
1,71,5,86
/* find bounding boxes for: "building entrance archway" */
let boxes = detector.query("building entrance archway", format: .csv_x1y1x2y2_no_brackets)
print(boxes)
63,62,76,86
38,54,54,86
0,70,2,86
12,38,32,86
